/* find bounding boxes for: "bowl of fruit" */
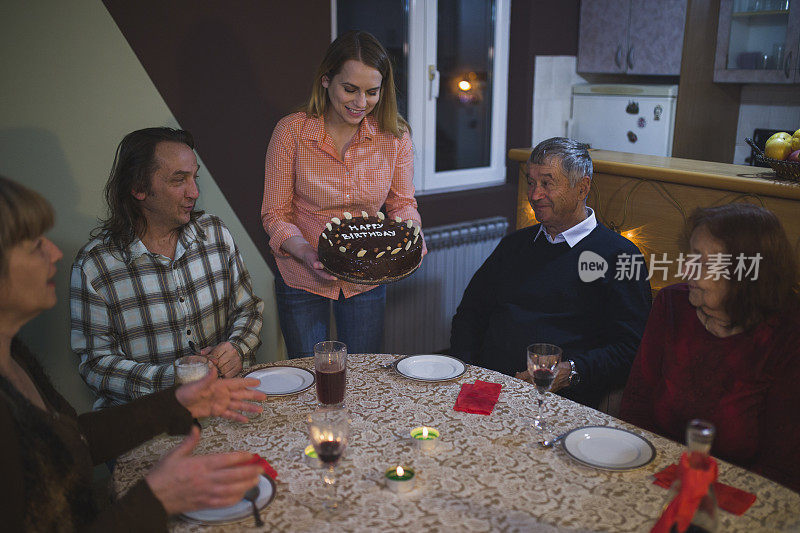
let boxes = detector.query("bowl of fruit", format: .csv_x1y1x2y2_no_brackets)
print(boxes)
746,130,800,182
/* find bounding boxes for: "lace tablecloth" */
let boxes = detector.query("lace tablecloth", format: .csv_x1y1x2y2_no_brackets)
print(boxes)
114,355,800,532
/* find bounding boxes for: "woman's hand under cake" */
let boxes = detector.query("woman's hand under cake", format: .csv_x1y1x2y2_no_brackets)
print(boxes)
281,236,337,281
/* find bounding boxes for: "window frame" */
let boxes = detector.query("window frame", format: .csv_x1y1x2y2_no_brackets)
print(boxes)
331,0,510,194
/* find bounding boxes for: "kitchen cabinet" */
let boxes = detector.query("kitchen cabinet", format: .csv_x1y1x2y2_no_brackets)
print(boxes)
714,0,800,83
577,0,688,76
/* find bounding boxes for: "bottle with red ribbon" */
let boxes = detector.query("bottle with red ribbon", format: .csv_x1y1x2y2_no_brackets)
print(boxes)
652,419,720,533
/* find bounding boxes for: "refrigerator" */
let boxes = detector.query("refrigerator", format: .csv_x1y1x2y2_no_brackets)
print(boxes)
568,84,678,157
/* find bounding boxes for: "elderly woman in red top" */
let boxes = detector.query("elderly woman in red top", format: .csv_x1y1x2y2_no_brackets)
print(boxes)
621,203,800,492
261,30,423,358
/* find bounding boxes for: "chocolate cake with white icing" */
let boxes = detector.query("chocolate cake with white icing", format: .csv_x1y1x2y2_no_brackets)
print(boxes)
318,210,422,284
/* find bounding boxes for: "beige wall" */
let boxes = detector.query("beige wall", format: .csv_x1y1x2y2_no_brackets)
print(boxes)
0,0,282,413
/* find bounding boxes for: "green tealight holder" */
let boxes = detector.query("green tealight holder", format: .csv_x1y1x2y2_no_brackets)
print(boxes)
410,426,440,452
385,466,416,493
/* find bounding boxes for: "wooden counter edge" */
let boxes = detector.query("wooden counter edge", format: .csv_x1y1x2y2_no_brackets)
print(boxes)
508,148,800,201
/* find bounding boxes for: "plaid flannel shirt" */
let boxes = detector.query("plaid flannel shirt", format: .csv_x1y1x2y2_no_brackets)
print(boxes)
70,214,263,409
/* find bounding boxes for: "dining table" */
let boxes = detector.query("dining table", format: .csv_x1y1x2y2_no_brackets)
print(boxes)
113,354,800,532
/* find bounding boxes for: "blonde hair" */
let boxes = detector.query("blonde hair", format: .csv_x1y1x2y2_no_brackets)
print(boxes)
0,176,55,275
305,30,408,139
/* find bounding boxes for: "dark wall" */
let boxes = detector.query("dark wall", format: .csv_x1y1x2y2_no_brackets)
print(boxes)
103,1,331,262
103,1,581,258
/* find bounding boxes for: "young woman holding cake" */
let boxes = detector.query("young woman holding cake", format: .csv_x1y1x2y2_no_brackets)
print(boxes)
261,30,423,358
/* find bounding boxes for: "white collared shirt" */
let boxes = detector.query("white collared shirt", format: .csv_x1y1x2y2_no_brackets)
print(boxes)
534,207,597,248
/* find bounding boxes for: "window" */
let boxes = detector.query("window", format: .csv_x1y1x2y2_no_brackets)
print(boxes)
334,0,510,193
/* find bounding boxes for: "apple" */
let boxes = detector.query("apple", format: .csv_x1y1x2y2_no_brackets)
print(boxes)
767,131,792,144
789,149,800,163
792,129,800,152
765,136,793,160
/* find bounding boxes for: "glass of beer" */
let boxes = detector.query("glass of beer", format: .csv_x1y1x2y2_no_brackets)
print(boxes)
313,341,347,407
174,355,210,385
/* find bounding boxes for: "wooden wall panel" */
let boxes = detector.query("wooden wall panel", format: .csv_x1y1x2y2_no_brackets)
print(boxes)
672,0,741,163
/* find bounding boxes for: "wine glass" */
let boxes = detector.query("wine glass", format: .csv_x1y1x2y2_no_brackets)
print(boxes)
307,408,350,510
526,343,563,444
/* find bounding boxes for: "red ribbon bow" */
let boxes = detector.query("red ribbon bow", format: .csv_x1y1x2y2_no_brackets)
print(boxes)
651,452,717,533
243,453,278,480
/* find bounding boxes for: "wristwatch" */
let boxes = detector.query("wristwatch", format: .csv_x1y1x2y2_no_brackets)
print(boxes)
568,360,581,386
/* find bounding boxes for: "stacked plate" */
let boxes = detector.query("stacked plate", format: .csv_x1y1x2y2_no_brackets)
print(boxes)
181,475,276,525
246,366,315,396
392,354,466,382
561,426,655,471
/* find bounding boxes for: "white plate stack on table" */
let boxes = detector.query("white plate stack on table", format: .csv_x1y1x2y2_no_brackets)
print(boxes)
561,426,656,471
246,366,315,396
180,475,276,525
392,354,466,382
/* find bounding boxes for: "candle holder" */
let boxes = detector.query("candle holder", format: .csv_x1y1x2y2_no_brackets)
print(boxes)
385,466,416,493
410,426,440,452
303,444,320,466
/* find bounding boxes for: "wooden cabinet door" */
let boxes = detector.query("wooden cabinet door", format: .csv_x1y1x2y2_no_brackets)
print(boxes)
627,0,687,75
577,0,630,74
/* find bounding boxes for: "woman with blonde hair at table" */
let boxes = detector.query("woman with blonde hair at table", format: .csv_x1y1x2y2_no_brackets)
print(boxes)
0,176,268,530
261,30,424,358
620,203,800,492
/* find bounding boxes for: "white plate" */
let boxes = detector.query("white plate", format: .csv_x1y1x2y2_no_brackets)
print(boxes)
247,366,315,396
562,426,656,471
181,475,276,525
394,354,466,382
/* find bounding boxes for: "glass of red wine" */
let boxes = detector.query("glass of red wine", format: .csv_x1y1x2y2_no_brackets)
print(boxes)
313,341,347,407
526,343,563,445
308,407,350,510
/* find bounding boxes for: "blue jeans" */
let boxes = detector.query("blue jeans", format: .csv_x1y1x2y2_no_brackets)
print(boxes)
274,273,386,359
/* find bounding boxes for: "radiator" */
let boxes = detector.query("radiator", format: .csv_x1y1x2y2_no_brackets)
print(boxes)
383,216,509,354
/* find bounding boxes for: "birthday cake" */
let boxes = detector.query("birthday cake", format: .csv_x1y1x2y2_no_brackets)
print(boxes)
317,211,423,284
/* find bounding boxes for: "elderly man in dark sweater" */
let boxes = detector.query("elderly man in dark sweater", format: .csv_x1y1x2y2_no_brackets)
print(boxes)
450,137,651,409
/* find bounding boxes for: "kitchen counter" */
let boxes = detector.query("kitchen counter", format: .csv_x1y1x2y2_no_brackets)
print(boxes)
509,148,800,200
509,149,800,288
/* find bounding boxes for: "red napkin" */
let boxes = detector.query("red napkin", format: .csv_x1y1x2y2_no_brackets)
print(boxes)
653,461,757,516
454,380,502,415
243,453,278,481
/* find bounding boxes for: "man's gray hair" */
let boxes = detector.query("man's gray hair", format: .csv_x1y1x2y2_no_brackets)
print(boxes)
528,137,593,187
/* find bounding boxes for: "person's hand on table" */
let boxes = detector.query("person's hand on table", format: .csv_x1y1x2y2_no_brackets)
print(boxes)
145,427,264,515
515,362,572,392
282,236,337,281
549,362,572,393
175,369,266,422
514,370,531,383
204,341,243,378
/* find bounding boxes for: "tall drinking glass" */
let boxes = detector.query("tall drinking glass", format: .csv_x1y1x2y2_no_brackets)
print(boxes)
526,343,563,444
174,355,210,385
308,408,350,510
174,355,211,427
314,341,347,407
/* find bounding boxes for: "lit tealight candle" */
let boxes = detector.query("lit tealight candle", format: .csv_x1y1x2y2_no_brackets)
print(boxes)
303,444,320,466
385,465,416,493
410,426,440,452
